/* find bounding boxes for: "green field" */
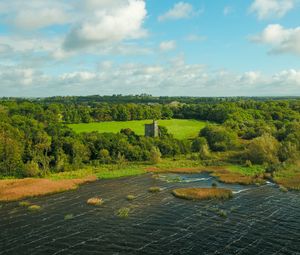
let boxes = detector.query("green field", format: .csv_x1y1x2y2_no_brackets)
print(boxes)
69,119,207,140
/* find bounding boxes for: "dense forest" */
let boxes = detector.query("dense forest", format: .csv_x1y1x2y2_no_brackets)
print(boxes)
0,95,300,178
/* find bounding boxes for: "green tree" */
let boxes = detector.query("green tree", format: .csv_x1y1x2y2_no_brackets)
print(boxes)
246,134,280,165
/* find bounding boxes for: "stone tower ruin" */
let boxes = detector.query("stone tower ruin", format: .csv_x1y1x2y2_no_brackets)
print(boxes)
145,120,159,137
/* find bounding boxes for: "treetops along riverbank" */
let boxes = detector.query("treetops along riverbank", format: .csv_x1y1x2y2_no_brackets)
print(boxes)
0,96,300,190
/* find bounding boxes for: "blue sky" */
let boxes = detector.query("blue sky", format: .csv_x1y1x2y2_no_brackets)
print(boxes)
0,0,300,97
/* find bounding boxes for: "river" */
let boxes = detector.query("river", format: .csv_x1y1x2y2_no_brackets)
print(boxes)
1,173,300,255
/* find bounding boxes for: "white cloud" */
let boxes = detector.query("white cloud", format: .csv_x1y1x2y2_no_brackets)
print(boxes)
61,71,97,81
1,61,300,97
0,0,71,29
223,6,234,16
158,2,194,22
251,24,300,55
159,41,176,51
63,0,147,50
249,0,295,20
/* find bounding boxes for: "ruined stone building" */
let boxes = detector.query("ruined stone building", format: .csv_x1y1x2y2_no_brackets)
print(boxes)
145,120,159,137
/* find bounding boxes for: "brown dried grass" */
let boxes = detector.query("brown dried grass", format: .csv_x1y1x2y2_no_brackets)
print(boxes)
275,174,300,190
211,170,257,185
87,197,103,206
172,188,233,200
0,176,97,202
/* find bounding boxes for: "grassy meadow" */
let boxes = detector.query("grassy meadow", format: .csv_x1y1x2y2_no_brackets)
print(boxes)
69,119,207,140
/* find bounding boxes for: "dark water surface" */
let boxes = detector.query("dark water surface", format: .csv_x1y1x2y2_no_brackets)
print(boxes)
1,173,300,255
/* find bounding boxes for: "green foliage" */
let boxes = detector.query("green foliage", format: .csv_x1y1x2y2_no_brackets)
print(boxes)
95,166,146,179
191,137,210,159
0,96,300,179
149,147,161,164
246,134,280,165
200,125,238,152
22,161,40,177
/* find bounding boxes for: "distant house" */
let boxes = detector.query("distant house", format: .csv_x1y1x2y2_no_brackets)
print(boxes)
145,120,159,137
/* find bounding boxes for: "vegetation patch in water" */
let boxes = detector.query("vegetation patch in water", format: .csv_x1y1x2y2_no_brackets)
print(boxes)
172,188,233,200
217,209,228,218
211,170,264,185
148,187,162,193
126,195,136,201
28,205,42,212
87,197,103,206
64,214,74,220
279,185,288,192
19,201,31,207
117,207,130,218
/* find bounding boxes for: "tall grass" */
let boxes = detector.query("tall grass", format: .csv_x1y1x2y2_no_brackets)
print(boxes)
172,188,233,200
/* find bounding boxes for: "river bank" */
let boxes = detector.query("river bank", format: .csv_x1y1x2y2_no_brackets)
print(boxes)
0,159,298,202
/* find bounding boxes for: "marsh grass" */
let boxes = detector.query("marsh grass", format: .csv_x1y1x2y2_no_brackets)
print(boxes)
64,214,74,220
274,162,300,190
96,166,146,179
279,185,288,192
28,205,41,211
172,188,233,200
211,170,265,185
117,207,130,218
0,177,96,202
148,187,162,193
19,201,31,207
87,197,103,206
126,195,136,201
217,209,227,218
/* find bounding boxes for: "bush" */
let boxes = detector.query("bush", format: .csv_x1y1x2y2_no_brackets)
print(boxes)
22,161,40,177
245,160,252,167
246,134,280,165
149,147,161,164
200,125,238,152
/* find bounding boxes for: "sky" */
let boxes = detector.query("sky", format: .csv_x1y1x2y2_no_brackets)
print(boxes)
0,0,300,97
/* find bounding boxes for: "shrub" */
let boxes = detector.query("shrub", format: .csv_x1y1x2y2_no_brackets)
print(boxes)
149,147,161,164
246,134,280,165
98,149,111,164
245,160,252,167
22,161,40,177
200,125,238,152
